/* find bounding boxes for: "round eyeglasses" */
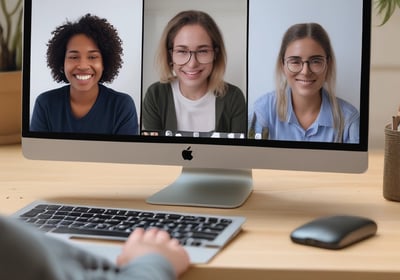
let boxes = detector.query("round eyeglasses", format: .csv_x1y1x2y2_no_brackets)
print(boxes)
285,56,327,74
170,48,215,65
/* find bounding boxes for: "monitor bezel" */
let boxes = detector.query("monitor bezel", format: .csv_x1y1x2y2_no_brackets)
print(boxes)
21,0,371,174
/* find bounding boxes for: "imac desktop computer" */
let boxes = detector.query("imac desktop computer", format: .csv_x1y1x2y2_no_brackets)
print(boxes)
21,0,371,209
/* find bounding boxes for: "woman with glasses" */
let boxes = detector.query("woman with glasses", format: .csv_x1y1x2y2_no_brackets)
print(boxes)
249,23,359,143
142,10,246,137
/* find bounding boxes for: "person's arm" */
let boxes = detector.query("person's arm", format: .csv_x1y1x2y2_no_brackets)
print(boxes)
142,83,165,132
338,98,360,144
114,94,139,135
227,85,247,134
343,111,360,143
0,217,189,280
116,254,176,280
248,92,274,139
117,228,190,279
30,96,50,132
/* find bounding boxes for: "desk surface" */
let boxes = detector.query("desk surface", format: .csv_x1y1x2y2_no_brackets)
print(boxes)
1,144,399,280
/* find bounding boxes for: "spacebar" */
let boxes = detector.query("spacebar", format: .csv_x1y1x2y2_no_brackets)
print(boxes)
52,227,131,238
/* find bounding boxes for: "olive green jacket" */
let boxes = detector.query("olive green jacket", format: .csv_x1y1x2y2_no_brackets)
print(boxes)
142,82,246,134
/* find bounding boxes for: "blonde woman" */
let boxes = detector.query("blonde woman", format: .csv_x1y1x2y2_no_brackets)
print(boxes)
249,23,359,143
142,10,246,136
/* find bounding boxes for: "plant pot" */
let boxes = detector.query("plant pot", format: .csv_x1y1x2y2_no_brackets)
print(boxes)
0,71,22,144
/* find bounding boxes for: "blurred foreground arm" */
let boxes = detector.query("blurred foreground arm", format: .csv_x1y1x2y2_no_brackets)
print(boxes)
0,216,189,280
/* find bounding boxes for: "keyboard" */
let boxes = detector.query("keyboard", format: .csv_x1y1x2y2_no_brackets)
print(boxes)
13,200,246,264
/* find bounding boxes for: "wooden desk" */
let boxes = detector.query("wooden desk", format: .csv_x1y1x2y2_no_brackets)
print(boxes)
1,144,399,280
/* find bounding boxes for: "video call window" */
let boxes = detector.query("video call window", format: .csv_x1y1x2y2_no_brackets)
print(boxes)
248,0,364,144
141,0,247,139
25,0,368,146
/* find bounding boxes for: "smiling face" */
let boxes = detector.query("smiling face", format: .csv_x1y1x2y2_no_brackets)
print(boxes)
171,24,214,98
64,34,104,95
283,37,327,99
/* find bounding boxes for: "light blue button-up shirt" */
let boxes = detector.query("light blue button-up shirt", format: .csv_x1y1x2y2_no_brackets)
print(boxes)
249,88,359,143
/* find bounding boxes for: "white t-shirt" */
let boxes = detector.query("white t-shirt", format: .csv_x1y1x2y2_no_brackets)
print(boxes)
171,80,216,132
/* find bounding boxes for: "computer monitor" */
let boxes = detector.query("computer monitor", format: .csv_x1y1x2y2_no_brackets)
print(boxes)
21,0,371,208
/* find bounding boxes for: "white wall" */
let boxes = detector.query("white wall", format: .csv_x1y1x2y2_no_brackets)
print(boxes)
0,0,21,52
370,9,400,149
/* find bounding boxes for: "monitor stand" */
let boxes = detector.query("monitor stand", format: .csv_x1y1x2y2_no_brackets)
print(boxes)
146,167,253,208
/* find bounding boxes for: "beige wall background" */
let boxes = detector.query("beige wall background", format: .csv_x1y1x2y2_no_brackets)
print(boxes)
370,9,400,149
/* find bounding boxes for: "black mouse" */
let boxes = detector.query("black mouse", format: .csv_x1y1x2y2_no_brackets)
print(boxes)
290,215,377,249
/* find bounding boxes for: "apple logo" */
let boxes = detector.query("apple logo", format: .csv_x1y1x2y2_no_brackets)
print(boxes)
182,146,193,160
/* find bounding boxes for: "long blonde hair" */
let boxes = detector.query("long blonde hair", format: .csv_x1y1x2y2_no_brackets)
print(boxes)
155,10,227,96
275,23,344,142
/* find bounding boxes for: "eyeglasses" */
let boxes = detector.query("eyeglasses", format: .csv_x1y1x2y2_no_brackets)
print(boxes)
285,56,327,74
170,48,215,65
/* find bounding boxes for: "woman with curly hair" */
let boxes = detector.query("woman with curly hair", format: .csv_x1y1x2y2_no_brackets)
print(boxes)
30,14,138,135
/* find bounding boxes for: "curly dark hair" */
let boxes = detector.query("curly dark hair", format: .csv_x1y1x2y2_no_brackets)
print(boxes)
46,14,123,83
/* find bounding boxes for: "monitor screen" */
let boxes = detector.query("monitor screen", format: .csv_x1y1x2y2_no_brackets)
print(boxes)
22,0,371,208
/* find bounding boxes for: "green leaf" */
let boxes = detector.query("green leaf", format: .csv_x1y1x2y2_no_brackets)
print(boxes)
375,0,400,26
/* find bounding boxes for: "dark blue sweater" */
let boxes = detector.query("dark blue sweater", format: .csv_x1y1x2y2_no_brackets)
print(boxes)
31,84,138,135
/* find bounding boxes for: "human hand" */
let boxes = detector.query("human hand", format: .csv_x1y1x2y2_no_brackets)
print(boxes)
116,228,190,277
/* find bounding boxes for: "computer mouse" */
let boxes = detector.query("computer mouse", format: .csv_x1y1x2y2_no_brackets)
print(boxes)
290,215,377,249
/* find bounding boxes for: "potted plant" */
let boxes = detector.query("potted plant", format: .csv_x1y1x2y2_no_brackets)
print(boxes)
0,0,23,144
375,0,400,25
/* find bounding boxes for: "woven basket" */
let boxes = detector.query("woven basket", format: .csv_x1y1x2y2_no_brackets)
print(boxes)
383,124,400,201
